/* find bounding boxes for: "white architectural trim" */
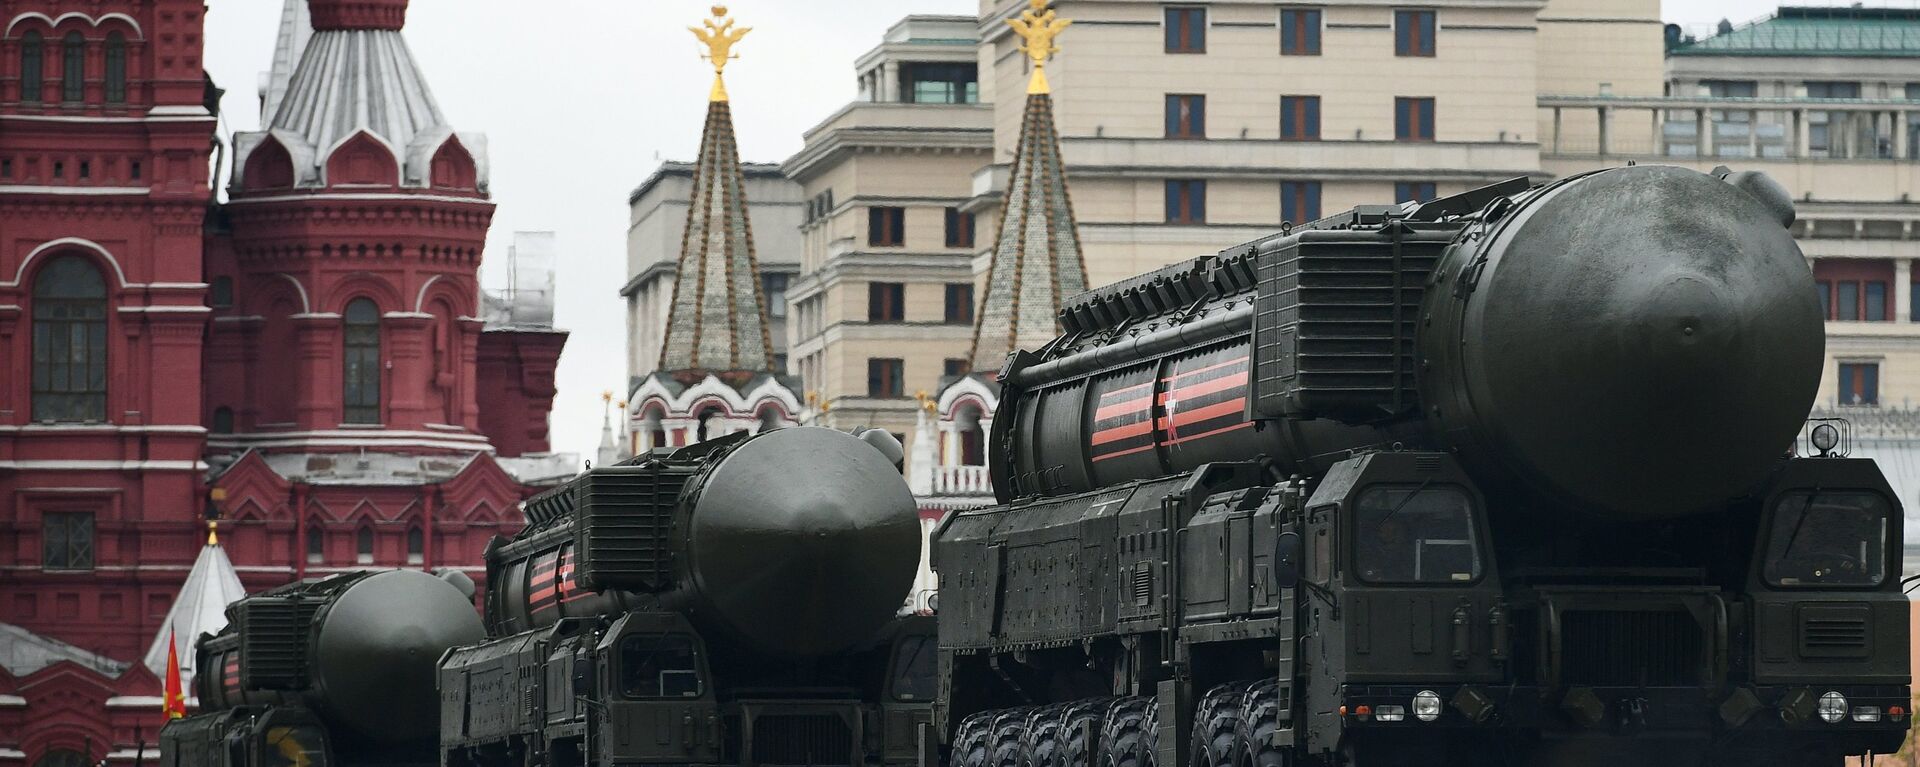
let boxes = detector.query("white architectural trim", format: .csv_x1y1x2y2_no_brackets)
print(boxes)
5,236,127,287
0,695,25,707
116,305,212,314
0,424,205,434
414,273,444,312
937,375,1000,416
278,273,313,313
226,192,494,206
105,696,164,707
0,460,206,470
0,184,150,196
628,374,803,423
7,11,145,38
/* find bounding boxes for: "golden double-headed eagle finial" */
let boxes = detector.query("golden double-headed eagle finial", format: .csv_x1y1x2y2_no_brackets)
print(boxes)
1007,0,1071,95
692,5,752,102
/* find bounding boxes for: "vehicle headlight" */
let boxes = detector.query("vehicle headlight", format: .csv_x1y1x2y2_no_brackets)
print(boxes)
1852,705,1882,723
1818,691,1848,724
1413,690,1443,722
1374,705,1405,722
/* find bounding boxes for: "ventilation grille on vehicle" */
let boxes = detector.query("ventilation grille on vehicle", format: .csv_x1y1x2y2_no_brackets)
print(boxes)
750,713,853,766
233,597,316,690
1560,609,1703,686
1800,604,1871,659
570,463,694,592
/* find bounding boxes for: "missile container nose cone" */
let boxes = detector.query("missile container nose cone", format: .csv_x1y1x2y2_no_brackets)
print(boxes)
685,427,920,658
1432,165,1823,519
309,569,485,745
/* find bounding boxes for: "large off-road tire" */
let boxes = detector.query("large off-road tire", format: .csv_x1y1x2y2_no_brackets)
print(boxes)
1099,697,1158,767
1192,683,1250,767
954,710,997,767
1058,698,1114,767
1021,704,1071,767
1233,680,1290,767
990,707,1037,767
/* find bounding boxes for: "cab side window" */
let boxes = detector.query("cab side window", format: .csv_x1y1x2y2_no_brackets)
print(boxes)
1351,485,1481,584
889,634,937,701
1763,491,1889,588
620,634,703,698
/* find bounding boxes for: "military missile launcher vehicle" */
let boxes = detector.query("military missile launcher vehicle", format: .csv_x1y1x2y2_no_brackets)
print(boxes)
439,426,937,767
160,569,486,767
931,166,1911,767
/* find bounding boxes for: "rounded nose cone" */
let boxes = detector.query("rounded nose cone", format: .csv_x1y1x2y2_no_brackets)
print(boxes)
1467,165,1822,518
311,570,485,745
687,427,921,658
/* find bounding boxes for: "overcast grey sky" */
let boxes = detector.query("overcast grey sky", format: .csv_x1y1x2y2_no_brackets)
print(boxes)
199,0,1816,462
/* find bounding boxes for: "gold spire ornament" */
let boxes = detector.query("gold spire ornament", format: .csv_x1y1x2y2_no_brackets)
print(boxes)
691,5,751,102
1007,0,1071,94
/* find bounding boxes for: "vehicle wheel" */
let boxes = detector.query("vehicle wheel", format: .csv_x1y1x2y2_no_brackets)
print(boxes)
990,706,1037,767
1058,698,1113,767
1022,704,1070,767
1192,683,1252,767
1233,680,1290,767
954,710,996,767
1100,697,1158,767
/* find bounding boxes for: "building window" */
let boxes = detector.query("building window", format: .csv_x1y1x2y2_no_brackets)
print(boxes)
61,32,83,102
1280,95,1320,141
945,283,975,325
343,298,382,424
772,352,788,373
212,407,234,434
1165,7,1206,53
868,206,905,247
1839,362,1879,406
869,282,905,322
1395,182,1437,203
945,207,975,248
104,32,126,104
356,526,374,565
1282,181,1322,224
306,523,324,563
904,62,979,104
42,512,94,571
1395,97,1435,142
1806,81,1861,156
762,272,789,318
210,276,235,309
21,32,42,103
1395,10,1436,57
130,160,141,180
1165,94,1205,138
945,358,971,378
32,255,109,423
1166,179,1207,224
406,527,424,565
1865,281,1888,321
1835,281,1860,321
868,358,905,398
1282,8,1322,55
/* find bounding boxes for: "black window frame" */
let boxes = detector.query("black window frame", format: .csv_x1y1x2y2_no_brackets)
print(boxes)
1349,484,1483,586
1395,97,1436,142
21,31,43,103
1395,9,1436,57
1281,8,1322,55
1165,179,1207,224
868,206,906,247
761,272,789,319
944,207,975,248
1761,490,1891,589
868,358,905,398
342,298,382,424
944,358,971,378
1165,7,1207,53
42,511,95,571
619,633,705,699
104,32,126,104
1280,95,1320,141
944,283,974,325
1165,93,1205,138
60,31,83,102
31,255,109,423
1839,361,1879,406
1282,180,1322,224
868,282,905,323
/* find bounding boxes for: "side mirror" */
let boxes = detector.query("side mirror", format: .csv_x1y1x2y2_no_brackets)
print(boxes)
1274,530,1303,589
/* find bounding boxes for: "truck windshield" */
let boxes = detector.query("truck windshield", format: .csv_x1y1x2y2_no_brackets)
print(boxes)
890,634,936,701
1763,491,1889,588
620,634,703,698
1352,485,1481,584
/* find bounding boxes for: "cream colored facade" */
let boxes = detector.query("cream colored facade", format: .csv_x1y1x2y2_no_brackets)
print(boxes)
783,16,994,469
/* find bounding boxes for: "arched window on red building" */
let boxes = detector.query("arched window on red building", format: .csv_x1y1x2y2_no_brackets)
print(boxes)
20,32,43,103
32,255,108,422
104,32,127,104
343,298,382,424
61,32,83,103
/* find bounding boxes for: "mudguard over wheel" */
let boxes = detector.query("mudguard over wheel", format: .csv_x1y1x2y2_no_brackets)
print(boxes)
1099,697,1158,767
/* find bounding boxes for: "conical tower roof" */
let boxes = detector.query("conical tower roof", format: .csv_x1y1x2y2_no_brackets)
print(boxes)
969,1,1087,373
143,525,248,692
659,6,773,375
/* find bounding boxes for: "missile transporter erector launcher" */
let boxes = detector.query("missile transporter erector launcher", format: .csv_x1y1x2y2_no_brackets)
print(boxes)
439,427,937,767
932,166,1911,767
160,569,488,767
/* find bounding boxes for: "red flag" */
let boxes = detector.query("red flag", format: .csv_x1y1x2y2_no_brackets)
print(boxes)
163,629,186,720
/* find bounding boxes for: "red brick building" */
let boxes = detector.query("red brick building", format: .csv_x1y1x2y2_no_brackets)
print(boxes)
0,1,569,763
